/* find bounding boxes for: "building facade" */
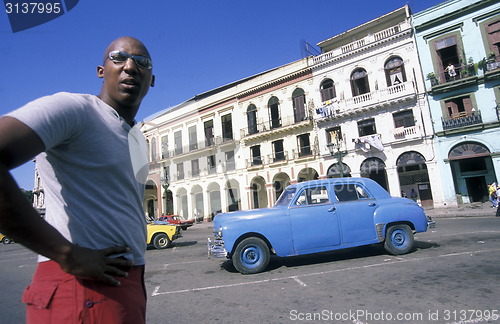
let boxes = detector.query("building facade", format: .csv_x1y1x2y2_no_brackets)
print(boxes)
414,0,500,206
141,5,440,221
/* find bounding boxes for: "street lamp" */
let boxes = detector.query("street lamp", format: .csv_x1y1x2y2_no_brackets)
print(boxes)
161,174,170,215
327,136,346,178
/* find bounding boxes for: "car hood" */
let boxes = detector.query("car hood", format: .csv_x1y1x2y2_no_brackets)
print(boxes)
213,207,284,227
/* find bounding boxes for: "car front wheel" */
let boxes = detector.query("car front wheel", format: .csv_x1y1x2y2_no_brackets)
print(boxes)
232,237,270,274
384,224,414,255
153,233,171,249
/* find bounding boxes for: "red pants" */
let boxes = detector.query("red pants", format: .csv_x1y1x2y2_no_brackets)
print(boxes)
22,260,146,324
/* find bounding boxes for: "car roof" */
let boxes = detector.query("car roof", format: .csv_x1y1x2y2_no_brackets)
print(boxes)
286,177,390,197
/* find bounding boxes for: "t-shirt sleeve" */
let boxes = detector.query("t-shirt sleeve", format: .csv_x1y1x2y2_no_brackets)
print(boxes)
6,92,87,150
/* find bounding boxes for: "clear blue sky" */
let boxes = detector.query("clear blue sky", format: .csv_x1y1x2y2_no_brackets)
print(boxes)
1,0,445,190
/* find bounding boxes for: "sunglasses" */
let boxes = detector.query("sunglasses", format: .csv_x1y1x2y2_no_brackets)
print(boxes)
107,50,153,70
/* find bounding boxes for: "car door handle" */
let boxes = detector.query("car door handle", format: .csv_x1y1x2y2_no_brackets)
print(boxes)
328,207,336,212
368,203,377,207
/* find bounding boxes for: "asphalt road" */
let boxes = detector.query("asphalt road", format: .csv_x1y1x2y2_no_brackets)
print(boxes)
1,216,499,324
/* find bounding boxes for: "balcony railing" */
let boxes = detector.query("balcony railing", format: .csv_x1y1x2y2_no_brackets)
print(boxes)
241,114,312,138
391,125,422,141
167,136,228,158
442,110,482,130
267,151,289,164
429,64,477,86
312,22,410,66
316,81,415,120
486,56,500,72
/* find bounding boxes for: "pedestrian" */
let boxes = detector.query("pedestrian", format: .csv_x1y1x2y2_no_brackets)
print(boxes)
410,188,418,202
445,62,457,81
488,182,497,208
496,185,500,217
0,36,155,324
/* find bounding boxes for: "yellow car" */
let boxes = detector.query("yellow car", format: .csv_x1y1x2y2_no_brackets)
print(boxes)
146,221,182,249
1,233,13,245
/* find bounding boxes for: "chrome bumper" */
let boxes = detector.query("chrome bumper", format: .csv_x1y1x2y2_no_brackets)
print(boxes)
207,237,227,258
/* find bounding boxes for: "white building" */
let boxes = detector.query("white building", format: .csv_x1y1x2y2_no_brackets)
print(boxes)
141,5,440,221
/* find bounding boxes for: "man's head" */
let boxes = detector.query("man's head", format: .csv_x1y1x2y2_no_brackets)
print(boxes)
97,37,155,123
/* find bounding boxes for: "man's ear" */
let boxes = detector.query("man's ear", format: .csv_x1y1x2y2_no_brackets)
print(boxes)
97,65,104,78
150,75,156,87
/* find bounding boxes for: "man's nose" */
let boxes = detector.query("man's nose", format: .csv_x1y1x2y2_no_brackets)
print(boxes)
123,57,139,72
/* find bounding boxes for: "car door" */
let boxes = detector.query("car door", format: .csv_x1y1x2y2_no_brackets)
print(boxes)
332,183,378,244
289,184,341,253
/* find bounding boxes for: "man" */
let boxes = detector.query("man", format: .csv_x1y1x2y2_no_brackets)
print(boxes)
0,36,155,323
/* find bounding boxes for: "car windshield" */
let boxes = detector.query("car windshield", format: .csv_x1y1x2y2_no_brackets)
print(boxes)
274,188,296,207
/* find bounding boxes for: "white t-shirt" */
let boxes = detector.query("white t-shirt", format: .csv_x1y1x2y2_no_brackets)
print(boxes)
7,92,148,264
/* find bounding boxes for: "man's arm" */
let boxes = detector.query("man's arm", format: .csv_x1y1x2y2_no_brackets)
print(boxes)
0,116,133,286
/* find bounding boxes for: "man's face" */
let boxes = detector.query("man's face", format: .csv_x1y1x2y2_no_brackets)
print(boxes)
97,37,154,111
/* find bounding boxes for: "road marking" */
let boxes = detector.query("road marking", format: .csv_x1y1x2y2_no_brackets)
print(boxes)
151,247,500,297
292,276,307,287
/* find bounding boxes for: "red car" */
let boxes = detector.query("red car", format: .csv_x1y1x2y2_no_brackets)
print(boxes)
158,215,194,230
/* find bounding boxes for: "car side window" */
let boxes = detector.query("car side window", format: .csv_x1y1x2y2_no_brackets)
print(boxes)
334,184,371,202
294,186,329,206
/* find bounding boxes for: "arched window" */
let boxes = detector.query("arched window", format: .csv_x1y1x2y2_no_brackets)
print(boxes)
350,68,370,96
448,142,490,160
268,96,281,129
320,79,336,102
385,56,406,86
292,88,307,122
247,104,258,135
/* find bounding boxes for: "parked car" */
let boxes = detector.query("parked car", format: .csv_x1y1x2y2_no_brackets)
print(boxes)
147,220,182,249
208,178,435,274
158,215,194,230
0,233,13,244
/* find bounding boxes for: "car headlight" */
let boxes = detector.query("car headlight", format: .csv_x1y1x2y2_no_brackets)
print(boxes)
215,226,223,239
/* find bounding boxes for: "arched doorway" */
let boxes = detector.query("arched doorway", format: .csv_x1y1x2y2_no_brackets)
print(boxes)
144,179,158,220
207,182,221,218
191,185,204,221
297,168,319,182
225,179,241,212
397,151,433,207
250,176,267,209
448,142,496,203
273,172,291,202
360,158,388,191
327,163,352,178
176,188,188,219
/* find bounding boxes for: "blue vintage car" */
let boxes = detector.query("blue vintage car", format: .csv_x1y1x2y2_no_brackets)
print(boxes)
208,178,435,274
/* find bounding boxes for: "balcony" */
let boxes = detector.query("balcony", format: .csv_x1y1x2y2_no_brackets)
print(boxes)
427,64,478,93
312,22,411,67
316,81,416,121
484,56,500,81
267,151,289,165
391,125,423,142
246,156,265,170
442,110,483,131
241,115,312,141
166,136,226,159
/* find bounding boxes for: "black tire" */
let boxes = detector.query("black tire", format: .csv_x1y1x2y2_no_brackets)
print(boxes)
232,237,270,274
181,226,188,230
153,233,171,249
2,237,11,244
384,224,414,255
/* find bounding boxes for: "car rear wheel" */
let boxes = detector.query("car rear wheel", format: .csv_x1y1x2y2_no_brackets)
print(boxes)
2,237,12,244
384,224,414,255
153,233,171,249
232,237,270,274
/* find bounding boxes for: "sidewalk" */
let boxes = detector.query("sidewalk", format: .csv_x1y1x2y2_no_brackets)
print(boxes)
424,202,499,218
